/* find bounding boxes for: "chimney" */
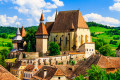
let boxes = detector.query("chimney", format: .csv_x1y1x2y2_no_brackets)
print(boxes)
44,69,47,78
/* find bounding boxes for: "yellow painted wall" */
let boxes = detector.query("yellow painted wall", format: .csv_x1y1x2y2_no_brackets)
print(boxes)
49,28,91,51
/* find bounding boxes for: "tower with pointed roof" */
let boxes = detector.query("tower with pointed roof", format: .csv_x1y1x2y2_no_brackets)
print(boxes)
20,26,26,37
35,13,48,56
12,27,24,51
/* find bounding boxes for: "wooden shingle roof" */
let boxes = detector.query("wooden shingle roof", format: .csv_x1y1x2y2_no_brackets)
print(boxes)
51,10,89,33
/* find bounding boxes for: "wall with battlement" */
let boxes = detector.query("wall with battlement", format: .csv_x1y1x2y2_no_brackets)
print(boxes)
20,53,85,66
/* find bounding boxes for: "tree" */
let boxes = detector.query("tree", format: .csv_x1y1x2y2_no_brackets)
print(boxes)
24,28,36,52
1,33,8,39
99,45,112,56
7,42,13,50
0,49,9,59
87,65,108,80
49,42,60,56
0,54,6,67
95,39,107,50
26,40,32,52
74,74,87,80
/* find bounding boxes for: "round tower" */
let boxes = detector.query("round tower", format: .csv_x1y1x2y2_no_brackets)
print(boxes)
35,13,48,56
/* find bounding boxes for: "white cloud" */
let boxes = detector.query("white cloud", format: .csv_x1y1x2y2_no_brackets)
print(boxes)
11,0,64,25
83,13,120,27
52,0,64,6
109,0,120,11
0,15,20,26
47,12,56,22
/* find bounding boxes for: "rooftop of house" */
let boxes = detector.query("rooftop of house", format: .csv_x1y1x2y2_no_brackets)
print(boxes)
11,61,26,69
0,65,20,80
24,65,43,72
73,55,120,76
32,65,79,80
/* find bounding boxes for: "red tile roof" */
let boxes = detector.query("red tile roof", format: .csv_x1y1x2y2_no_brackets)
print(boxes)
35,23,48,35
40,13,44,21
36,13,48,36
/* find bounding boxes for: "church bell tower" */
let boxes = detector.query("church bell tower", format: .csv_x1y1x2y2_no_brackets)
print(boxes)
35,13,48,56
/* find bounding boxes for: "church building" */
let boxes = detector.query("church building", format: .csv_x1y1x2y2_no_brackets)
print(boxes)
46,10,92,51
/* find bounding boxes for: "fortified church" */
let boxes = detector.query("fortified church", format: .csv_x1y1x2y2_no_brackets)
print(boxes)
9,10,95,64
8,10,96,80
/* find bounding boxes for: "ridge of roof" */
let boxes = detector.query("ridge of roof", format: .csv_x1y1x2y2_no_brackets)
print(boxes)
51,10,89,33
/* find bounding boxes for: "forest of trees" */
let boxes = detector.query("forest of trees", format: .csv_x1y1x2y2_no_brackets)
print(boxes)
75,65,120,80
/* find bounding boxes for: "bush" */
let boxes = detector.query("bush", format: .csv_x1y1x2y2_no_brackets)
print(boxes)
109,40,117,45
1,33,8,39
49,42,60,56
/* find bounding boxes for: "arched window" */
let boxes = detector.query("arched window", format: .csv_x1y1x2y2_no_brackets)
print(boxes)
85,35,88,43
59,37,61,44
53,38,55,42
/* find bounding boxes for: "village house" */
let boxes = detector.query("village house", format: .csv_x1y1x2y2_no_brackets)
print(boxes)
31,65,78,80
10,61,26,80
23,62,43,80
73,55,120,76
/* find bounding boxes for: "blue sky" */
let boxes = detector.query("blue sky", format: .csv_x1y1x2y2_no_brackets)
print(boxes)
0,0,120,27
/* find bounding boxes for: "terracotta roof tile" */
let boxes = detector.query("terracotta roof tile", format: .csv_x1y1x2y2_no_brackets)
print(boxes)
74,55,120,76
40,13,44,21
0,65,20,80
51,10,89,33
35,23,48,35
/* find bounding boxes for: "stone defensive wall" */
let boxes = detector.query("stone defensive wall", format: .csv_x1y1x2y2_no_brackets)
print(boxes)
20,52,85,65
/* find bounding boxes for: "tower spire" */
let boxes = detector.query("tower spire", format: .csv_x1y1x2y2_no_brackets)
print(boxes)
40,10,44,22
16,26,21,36
55,9,57,21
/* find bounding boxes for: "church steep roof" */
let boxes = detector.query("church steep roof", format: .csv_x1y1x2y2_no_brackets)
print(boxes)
36,13,48,36
51,10,89,33
20,26,26,37
45,22,54,35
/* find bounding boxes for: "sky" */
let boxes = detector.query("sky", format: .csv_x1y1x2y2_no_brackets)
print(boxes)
0,0,120,27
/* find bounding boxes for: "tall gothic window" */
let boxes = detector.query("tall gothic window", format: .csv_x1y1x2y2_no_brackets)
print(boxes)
53,38,55,42
59,37,61,44
65,37,67,45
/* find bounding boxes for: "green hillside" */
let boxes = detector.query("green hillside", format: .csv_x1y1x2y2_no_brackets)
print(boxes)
0,22,120,55
88,22,120,54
